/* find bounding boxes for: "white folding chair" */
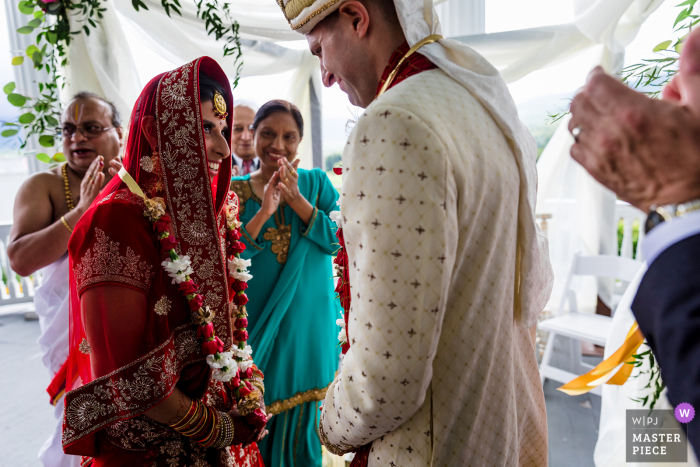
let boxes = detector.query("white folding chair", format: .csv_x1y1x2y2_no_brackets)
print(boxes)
538,252,643,395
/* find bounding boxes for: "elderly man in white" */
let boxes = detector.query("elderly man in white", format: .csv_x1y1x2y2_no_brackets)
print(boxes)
275,0,554,466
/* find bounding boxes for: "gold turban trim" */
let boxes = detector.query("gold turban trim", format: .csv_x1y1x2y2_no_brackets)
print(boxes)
277,0,346,34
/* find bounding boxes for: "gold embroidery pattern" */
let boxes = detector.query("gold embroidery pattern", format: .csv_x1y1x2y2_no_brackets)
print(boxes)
264,224,291,264
301,206,318,237
157,59,230,353
230,179,254,215
263,207,291,264
74,228,155,294
287,0,343,30
319,409,355,456
267,385,329,415
240,227,263,251
79,338,92,354
63,332,186,447
154,296,172,316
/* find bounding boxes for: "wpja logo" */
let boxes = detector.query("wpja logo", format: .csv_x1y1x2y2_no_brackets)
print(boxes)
626,408,691,462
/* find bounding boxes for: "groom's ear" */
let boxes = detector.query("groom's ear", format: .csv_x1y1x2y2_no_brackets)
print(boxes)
338,1,370,39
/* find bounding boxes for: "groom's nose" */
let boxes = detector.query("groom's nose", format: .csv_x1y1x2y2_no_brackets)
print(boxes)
321,64,336,88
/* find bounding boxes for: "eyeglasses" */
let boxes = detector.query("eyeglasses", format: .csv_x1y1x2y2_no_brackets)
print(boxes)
58,124,115,139
232,124,255,134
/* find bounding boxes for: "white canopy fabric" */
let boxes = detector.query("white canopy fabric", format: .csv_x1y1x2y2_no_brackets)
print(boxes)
60,0,662,309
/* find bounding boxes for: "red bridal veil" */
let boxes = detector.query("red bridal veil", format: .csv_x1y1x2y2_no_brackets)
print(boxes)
58,57,235,458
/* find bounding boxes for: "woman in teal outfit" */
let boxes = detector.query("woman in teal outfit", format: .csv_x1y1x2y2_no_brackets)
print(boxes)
230,100,340,467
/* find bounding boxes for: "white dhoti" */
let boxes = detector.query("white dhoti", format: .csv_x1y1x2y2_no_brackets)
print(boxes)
33,254,80,467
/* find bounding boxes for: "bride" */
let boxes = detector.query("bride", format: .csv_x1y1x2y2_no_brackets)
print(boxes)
56,57,270,466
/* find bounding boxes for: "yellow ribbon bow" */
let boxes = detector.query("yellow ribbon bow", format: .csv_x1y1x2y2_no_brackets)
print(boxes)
557,322,645,396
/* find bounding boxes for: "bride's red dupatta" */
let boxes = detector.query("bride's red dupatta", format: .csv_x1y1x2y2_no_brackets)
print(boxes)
56,58,262,466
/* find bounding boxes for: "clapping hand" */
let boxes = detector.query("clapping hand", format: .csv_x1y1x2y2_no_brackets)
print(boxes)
260,171,282,217
76,156,105,212
277,158,301,205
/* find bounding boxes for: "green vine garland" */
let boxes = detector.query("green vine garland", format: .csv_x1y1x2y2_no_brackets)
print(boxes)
1,0,243,164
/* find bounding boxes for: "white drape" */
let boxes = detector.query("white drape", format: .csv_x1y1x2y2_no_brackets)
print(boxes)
65,0,322,168
63,0,662,287
454,0,663,311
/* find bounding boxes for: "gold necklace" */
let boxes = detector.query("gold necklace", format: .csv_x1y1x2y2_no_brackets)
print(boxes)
376,34,443,97
61,163,76,211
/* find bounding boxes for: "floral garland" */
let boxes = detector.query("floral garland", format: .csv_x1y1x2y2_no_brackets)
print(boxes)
330,166,351,355
130,175,266,430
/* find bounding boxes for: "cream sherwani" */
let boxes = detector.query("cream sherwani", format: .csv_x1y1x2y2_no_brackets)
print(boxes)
319,69,548,466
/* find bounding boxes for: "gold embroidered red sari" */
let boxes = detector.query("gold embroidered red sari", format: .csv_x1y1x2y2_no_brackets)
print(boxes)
58,57,264,466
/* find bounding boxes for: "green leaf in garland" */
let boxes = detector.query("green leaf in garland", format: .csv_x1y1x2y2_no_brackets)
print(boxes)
46,32,57,44
7,93,27,107
3,82,15,94
38,134,54,147
652,40,672,52
52,152,66,162
1,129,19,137
33,10,44,19
18,112,35,124
17,25,34,34
36,152,52,164
18,1,34,14
45,115,58,126
676,40,685,53
27,18,42,28
11,56,24,66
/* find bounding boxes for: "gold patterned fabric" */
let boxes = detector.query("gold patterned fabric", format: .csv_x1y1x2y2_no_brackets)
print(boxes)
231,179,255,215
319,69,548,466
266,385,329,415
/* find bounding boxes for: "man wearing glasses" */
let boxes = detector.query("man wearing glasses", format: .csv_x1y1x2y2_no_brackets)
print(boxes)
231,102,259,176
7,91,123,467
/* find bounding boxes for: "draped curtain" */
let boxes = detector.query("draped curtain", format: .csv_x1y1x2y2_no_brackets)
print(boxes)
63,0,663,307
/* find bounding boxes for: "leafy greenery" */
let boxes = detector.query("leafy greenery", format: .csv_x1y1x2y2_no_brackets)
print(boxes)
549,0,698,123
2,0,245,162
629,348,666,410
617,218,640,259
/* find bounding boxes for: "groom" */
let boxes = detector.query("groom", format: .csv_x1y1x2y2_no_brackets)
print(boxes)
277,0,554,465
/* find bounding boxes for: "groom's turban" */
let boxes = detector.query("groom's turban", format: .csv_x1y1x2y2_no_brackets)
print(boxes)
276,0,344,34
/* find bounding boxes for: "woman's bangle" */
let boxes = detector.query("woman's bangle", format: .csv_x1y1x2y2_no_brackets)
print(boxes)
60,215,73,233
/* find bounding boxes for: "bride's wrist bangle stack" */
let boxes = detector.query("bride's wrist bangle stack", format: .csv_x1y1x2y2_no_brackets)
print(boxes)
169,399,234,448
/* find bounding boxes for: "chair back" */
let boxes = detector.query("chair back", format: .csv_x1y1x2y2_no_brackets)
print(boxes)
556,252,643,316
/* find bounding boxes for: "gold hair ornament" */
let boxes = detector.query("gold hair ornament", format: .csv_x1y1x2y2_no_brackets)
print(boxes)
213,91,228,120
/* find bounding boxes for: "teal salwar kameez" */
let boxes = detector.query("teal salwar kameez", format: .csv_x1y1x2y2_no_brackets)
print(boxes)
231,168,341,467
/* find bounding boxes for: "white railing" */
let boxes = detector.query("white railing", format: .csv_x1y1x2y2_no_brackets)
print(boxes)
0,223,42,306
616,201,645,260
